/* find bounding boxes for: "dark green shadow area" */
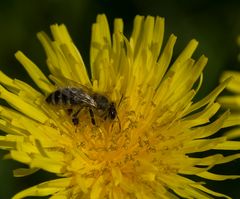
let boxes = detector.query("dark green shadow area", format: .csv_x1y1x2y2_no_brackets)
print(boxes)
0,0,240,198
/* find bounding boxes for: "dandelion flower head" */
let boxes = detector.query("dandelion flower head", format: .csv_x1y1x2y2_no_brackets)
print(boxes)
0,14,239,199
218,36,240,140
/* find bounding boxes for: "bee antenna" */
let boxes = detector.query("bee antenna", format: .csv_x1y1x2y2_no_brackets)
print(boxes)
117,94,124,108
117,115,122,132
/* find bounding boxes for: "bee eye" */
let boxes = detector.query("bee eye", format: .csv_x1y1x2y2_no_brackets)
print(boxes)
110,112,116,119
109,105,116,119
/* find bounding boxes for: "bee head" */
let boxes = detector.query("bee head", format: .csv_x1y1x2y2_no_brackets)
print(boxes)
92,94,117,120
108,103,117,119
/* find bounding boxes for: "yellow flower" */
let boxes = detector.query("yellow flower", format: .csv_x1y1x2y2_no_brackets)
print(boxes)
0,14,239,199
218,69,240,140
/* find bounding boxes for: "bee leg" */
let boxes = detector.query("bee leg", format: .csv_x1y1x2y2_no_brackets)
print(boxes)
67,108,73,115
89,109,96,125
72,117,79,125
72,108,81,125
117,115,122,132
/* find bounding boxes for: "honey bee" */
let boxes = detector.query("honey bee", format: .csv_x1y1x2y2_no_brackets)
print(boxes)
45,86,117,125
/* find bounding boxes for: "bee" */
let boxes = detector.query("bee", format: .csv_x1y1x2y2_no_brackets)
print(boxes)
45,86,117,126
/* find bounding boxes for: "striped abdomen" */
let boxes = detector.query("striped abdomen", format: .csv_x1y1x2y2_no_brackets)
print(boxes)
45,87,96,107
46,89,70,105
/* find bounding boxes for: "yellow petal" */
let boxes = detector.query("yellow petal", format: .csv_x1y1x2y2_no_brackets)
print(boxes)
220,70,240,93
11,150,31,164
190,184,231,199
197,171,240,181
0,85,48,123
15,51,54,93
0,139,16,150
218,95,240,110
90,175,104,199
111,167,123,186
12,178,71,199
30,156,64,173
185,77,231,115
213,141,240,150
172,39,198,68
13,168,39,177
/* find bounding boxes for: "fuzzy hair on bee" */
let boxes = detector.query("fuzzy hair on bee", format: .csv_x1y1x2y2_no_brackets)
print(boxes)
45,77,117,126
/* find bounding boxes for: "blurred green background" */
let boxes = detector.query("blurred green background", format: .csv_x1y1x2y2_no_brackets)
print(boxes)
0,0,240,198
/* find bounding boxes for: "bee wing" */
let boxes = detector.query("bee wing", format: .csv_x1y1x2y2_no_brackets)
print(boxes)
49,74,94,93
49,75,111,107
75,90,97,107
